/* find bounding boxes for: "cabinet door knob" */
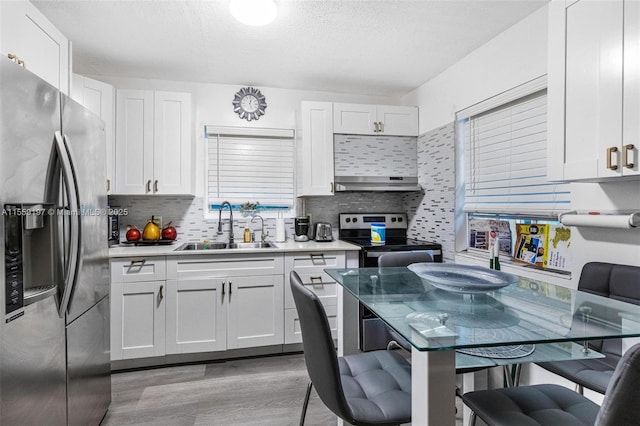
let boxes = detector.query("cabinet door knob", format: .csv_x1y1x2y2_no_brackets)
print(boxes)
606,146,619,170
146,180,152,193
624,144,635,169
154,180,159,193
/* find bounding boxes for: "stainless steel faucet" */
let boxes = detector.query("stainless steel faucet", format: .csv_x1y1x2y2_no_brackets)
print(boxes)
251,215,268,242
217,201,234,244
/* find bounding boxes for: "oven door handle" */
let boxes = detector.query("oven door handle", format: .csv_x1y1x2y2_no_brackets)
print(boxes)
365,251,386,258
365,249,442,258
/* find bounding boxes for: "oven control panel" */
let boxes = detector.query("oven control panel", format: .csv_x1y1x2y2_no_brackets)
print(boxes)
339,213,408,230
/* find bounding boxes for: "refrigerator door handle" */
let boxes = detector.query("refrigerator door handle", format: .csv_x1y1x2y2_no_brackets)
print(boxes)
53,131,82,318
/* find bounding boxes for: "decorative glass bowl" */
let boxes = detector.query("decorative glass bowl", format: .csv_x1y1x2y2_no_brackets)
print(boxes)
407,263,520,294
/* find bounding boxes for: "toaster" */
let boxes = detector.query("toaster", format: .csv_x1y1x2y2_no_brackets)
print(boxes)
314,222,333,242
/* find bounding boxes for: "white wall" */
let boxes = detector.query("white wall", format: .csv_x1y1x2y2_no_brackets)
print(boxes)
404,4,639,287
95,75,399,198
403,5,548,133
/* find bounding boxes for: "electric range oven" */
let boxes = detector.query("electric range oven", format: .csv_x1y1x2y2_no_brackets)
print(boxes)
338,213,443,351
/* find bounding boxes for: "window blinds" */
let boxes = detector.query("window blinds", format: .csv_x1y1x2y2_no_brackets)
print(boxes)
462,90,570,216
206,127,295,209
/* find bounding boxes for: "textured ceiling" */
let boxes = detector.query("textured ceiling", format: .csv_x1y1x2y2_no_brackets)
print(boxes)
33,0,549,97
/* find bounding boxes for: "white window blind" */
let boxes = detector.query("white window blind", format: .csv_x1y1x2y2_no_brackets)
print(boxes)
462,90,570,216
206,127,295,210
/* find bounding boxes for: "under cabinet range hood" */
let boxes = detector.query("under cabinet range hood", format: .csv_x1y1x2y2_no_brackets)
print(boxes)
334,134,422,192
334,176,422,192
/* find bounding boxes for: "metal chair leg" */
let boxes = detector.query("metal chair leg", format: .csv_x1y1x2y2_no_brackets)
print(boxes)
300,381,313,426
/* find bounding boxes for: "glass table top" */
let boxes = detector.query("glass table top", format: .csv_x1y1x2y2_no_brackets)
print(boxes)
325,266,640,352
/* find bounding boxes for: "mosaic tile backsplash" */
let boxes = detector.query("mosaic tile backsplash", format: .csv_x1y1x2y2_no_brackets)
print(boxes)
110,122,456,258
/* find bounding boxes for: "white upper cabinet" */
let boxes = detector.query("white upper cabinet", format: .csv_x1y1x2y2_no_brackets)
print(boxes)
115,89,193,195
0,0,70,94
548,0,639,181
333,103,419,136
71,74,115,193
296,101,335,196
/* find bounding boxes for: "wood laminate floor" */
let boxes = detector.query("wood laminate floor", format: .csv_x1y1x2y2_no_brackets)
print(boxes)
101,353,464,426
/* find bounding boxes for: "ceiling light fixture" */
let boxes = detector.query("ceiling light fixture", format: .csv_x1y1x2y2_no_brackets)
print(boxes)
229,0,278,26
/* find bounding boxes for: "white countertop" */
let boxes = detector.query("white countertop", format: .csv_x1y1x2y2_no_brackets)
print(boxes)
108,239,360,258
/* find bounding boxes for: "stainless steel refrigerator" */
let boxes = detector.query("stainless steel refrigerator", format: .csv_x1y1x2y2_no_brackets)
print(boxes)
0,57,111,424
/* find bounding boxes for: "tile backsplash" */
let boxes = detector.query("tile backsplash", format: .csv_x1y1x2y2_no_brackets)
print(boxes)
110,122,456,257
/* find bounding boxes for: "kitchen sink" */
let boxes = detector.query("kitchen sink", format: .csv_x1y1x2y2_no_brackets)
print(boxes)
176,242,227,251
227,242,274,249
174,241,275,251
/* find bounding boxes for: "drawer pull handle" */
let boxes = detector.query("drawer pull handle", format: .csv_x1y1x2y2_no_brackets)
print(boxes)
624,144,635,169
159,285,164,300
146,180,151,193
154,180,159,193
129,259,146,266
310,276,323,286
222,281,226,296
606,146,619,170
310,253,326,265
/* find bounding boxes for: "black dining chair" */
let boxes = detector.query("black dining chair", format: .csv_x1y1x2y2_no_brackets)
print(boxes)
462,342,640,426
290,270,412,426
378,251,433,351
537,262,640,394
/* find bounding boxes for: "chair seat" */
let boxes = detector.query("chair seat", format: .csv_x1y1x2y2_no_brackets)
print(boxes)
538,356,617,394
462,384,600,426
339,350,411,425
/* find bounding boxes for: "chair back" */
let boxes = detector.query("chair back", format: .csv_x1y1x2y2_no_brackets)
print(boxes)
289,271,353,422
577,262,640,359
595,343,640,425
378,251,433,267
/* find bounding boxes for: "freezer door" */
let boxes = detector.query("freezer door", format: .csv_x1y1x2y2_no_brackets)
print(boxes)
60,95,110,323
0,296,66,425
1,57,66,425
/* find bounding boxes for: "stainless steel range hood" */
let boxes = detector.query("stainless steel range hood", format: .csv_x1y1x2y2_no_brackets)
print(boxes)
334,176,422,192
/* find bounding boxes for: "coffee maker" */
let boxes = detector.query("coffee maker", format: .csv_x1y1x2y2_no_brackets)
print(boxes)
294,216,311,241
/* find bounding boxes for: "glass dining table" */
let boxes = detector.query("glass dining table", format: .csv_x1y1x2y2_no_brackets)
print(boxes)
325,266,640,426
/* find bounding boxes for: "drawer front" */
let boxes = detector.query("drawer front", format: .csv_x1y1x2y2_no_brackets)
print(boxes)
110,257,166,283
284,251,345,309
285,305,337,344
168,253,284,280
285,251,345,272
284,271,337,309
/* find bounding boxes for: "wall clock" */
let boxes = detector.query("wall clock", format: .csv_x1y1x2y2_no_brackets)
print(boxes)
232,87,267,121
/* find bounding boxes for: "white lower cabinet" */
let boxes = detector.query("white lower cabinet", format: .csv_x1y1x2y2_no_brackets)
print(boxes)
165,254,284,355
284,251,346,344
111,281,166,361
110,257,167,361
110,251,350,363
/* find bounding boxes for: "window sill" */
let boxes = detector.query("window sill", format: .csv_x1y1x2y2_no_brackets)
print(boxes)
454,251,572,285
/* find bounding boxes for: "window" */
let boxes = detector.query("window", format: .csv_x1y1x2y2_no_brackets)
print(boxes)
456,77,572,273
205,126,295,216
461,89,570,216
